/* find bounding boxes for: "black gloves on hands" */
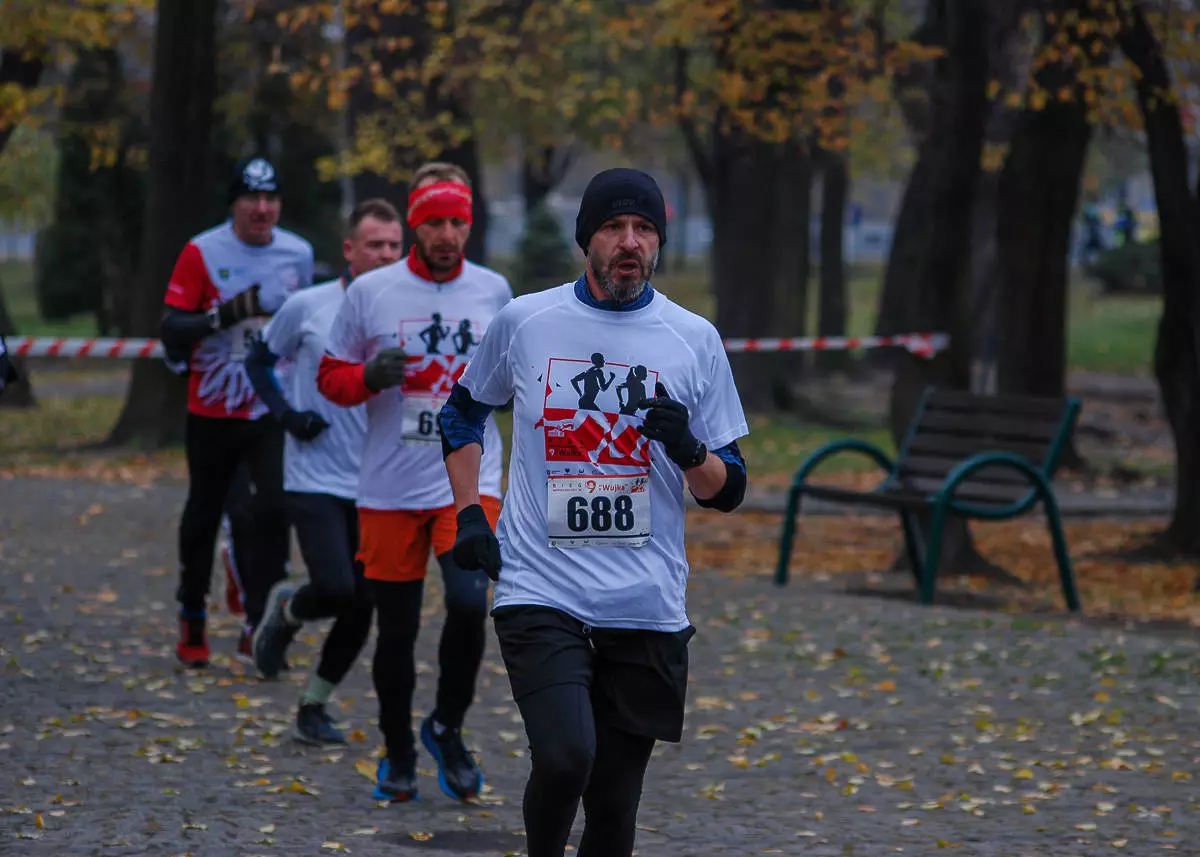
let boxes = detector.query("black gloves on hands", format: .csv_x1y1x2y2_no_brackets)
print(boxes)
638,382,708,471
217,284,266,328
281,409,330,441
363,347,408,392
452,504,501,581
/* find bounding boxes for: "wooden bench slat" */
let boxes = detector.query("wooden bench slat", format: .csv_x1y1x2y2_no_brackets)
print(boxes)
898,455,1035,486
887,475,1032,504
913,410,1062,442
924,389,1070,419
906,433,1048,464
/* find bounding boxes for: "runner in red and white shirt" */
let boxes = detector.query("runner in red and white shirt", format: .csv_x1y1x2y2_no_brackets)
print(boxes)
317,161,510,803
161,156,314,668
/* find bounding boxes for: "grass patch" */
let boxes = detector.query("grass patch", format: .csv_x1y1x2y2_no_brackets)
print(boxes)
740,414,894,485
2,259,99,337
1068,289,1159,377
0,394,122,458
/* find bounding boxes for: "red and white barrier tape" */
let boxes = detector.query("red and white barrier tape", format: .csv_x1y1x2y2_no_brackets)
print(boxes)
7,337,164,359
722,333,949,358
6,332,950,360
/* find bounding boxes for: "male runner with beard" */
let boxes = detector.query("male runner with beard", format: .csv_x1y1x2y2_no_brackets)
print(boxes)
440,168,749,855
318,163,511,802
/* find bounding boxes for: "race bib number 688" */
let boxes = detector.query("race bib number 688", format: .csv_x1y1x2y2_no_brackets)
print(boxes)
547,474,651,548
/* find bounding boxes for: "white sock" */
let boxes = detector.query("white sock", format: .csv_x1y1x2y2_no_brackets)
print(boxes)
431,718,447,736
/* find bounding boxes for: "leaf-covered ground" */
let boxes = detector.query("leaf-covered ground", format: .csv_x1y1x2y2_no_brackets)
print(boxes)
2,476,1198,856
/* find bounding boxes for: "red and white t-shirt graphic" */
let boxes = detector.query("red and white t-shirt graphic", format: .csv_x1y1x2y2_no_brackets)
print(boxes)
537,355,658,547
539,355,658,468
397,316,478,442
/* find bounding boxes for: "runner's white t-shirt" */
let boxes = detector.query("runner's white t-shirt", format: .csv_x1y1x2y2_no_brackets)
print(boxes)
264,280,366,500
457,283,749,631
325,259,511,510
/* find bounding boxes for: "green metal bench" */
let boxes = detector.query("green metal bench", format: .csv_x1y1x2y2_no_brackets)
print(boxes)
774,387,1082,611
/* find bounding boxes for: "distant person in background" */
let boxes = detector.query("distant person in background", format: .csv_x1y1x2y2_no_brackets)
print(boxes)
1081,201,1106,265
1115,198,1136,248
0,334,17,395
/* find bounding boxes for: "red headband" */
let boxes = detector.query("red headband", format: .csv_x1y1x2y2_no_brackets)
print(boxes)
407,181,473,228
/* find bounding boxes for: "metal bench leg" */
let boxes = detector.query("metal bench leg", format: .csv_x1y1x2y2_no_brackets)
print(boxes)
1041,491,1081,612
899,511,924,589
774,487,804,587
919,503,950,605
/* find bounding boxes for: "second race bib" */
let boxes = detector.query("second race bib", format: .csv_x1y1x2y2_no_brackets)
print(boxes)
401,392,445,442
547,473,651,548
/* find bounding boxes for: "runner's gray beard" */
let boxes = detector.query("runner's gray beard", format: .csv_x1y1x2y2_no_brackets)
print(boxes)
592,250,659,304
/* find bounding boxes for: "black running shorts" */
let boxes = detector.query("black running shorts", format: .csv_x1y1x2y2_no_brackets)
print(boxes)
492,604,696,743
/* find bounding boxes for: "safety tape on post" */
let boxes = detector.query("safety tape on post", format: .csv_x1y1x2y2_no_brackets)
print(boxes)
5,332,950,360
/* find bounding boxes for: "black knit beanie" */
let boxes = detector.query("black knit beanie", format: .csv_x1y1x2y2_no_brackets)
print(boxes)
229,156,280,204
574,168,667,252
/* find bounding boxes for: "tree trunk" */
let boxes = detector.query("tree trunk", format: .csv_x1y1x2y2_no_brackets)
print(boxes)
881,0,1003,582
1119,3,1200,555
106,0,218,448
816,149,849,374
0,50,46,407
994,1,1103,470
0,284,35,407
705,134,812,411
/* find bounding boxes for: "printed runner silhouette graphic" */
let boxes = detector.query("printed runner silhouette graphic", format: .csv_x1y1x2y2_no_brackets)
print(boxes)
616,365,648,415
452,319,477,355
419,313,451,354
571,352,615,411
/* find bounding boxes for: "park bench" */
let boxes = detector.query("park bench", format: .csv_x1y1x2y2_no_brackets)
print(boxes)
774,386,1082,611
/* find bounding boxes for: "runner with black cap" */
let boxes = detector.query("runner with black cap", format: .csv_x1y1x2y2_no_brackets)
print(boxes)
439,167,749,856
160,155,314,668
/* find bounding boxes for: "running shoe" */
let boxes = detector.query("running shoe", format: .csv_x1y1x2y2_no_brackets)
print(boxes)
176,611,210,668
373,755,419,803
253,580,299,680
295,703,347,745
421,716,483,801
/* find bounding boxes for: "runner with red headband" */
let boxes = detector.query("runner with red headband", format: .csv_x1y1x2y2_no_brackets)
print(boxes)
317,162,511,803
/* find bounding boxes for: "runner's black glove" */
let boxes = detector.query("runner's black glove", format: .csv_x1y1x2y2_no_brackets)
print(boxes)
638,382,707,470
217,284,266,328
452,504,501,581
363,347,408,392
281,409,330,441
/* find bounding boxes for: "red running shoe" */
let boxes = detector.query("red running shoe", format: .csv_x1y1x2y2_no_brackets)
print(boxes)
176,612,210,668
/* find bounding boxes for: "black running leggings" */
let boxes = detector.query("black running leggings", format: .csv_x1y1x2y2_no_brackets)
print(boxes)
369,557,489,761
285,492,373,686
517,683,655,857
178,413,287,626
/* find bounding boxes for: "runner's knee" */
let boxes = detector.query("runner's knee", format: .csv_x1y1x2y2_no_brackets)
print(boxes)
532,731,594,799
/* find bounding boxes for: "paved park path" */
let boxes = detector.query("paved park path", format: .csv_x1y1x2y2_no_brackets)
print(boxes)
2,475,1198,856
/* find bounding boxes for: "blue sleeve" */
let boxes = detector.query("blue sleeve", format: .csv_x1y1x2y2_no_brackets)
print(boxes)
244,337,291,421
712,441,746,473
438,382,494,460
693,440,747,513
